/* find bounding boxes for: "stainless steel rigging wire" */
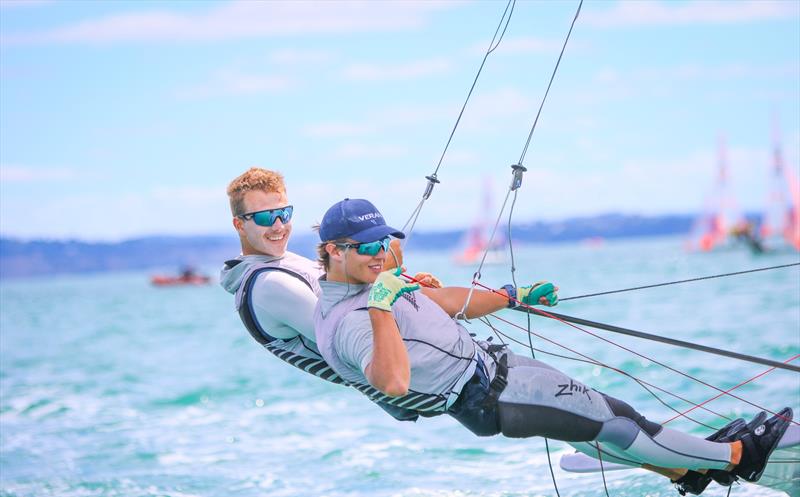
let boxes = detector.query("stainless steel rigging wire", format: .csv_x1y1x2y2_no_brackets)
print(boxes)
401,0,516,249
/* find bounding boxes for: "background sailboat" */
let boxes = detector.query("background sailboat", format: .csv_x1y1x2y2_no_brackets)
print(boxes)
687,136,753,252
453,178,507,265
761,119,800,251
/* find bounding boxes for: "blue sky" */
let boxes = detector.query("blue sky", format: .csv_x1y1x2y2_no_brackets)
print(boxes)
1,0,798,241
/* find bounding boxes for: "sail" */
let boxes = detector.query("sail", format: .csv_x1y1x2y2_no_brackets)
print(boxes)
782,162,800,251
761,118,800,251
453,177,506,265
687,137,747,252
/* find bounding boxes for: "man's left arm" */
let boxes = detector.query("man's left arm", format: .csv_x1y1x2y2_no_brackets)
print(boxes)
420,287,506,318
421,281,558,318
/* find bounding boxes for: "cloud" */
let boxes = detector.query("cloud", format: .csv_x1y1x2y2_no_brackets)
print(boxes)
151,185,222,204
269,49,337,65
342,58,451,81
2,0,456,45
0,0,52,8
0,184,232,241
176,70,292,99
303,122,373,139
585,62,800,103
524,142,797,220
304,87,535,141
584,0,799,28
457,87,537,132
475,36,563,56
303,104,450,139
0,165,76,182
331,143,408,160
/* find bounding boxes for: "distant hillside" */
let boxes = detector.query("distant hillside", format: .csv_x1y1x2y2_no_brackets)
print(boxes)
0,213,695,278
0,235,239,279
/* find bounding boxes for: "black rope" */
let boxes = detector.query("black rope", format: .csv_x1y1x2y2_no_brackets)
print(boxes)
431,0,515,178
560,262,800,302
525,306,563,497
486,323,723,429
543,438,562,497
504,1,583,487
401,0,515,240
595,442,611,497
512,308,800,373
517,0,582,166
508,188,520,290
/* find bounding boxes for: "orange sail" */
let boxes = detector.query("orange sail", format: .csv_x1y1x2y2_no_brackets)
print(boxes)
688,137,746,252
453,178,506,265
783,165,800,250
761,119,800,251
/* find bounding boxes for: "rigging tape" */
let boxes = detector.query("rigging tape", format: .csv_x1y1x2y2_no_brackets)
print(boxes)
560,262,800,302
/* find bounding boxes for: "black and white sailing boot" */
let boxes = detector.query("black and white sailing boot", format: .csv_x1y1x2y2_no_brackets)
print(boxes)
706,411,768,487
733,407,793,483
673,418,747,495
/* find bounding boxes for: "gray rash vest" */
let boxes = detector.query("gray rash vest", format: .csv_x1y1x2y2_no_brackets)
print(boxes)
221,252,324,358
221,253,427,421
315,279,488,412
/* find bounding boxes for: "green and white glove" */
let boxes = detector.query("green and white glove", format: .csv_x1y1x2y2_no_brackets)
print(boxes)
368,267,420,312
518,281,558,307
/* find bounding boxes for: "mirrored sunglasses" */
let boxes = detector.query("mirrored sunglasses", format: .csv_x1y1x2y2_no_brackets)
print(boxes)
338,236,391,256
239,205,293,227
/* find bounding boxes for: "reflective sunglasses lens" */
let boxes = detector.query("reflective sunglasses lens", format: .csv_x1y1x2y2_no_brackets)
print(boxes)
252,206,293,227
252,210,277,226
357,237,390,256
281,206,293,223
356,241,379,256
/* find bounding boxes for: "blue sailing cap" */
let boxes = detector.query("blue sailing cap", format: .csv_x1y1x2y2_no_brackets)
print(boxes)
319,198,405,243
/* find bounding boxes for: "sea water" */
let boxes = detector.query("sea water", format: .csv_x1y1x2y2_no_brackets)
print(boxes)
1,236,799,497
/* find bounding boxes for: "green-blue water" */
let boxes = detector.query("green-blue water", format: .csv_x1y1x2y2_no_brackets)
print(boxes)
2,236,799,497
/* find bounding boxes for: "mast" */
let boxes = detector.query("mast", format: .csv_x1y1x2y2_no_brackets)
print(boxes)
762,115,800,250
692,136,740,251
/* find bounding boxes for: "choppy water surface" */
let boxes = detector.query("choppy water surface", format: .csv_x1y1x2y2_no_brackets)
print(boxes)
2,236,799,496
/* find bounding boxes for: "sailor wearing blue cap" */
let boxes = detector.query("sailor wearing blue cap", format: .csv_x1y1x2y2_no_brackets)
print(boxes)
312,197,792,496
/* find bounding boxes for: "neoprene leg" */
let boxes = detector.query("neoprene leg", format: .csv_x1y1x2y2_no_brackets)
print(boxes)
569,441,644,468
496,361,732,470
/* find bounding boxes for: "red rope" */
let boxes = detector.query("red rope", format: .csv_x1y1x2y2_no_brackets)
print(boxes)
484,312,731,421
662,353,800,426
470,280,785,418
402,272,798,426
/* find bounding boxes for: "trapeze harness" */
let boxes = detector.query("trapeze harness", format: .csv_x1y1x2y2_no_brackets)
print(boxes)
225,258,435,422
313,280,733,471
452,343,733,470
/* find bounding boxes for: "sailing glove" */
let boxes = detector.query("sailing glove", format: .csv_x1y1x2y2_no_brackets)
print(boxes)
518,281,558,307
412,272,443,289
368,267,420,312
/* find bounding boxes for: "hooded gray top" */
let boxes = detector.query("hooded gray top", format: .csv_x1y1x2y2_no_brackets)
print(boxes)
221,253,444,418
220,251,323,357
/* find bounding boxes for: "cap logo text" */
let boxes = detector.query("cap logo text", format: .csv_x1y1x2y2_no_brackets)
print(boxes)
355,212,382,222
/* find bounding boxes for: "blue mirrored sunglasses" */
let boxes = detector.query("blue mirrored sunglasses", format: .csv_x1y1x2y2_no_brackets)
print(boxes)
338,236,391,256
239,205,293,227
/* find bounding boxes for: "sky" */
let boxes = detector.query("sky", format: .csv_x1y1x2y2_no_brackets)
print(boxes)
1,0,798,241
